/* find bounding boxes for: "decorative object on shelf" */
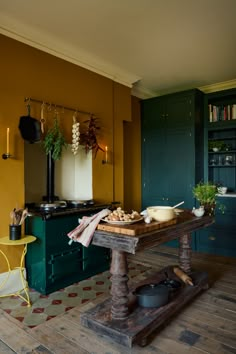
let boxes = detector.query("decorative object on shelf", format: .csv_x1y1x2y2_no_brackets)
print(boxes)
192,206,205,217
43,111,67,161
2,127,12,160
217,186,228,194
71,112,80,155
80,115,104,158
225,155,233,165
208,140,226,152
192,181,225,215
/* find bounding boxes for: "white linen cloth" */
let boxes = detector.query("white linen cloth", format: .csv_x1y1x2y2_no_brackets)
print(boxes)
67,208,111,247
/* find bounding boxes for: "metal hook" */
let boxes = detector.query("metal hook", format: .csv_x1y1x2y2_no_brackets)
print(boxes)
73,110,78,124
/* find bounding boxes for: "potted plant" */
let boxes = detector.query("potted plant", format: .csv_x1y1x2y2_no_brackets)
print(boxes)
192,181,225,215
208,140,226,152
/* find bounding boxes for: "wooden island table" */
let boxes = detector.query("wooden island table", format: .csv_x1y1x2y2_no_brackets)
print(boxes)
81,210,214,347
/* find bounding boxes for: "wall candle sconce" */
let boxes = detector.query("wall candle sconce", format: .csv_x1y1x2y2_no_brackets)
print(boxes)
2,127,12,160
102,146,109,164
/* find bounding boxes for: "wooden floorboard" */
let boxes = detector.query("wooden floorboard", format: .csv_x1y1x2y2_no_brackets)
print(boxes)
0,245,235,354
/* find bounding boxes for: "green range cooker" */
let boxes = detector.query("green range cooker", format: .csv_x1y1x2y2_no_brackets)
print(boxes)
25,203,111,295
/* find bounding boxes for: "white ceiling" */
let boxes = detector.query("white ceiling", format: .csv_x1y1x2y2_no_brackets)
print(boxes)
1,0,236,98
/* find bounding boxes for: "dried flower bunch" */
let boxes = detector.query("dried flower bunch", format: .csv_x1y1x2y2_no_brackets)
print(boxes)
80,115,104,157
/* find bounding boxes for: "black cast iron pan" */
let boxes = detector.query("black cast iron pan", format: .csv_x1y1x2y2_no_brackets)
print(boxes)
19,103,41,143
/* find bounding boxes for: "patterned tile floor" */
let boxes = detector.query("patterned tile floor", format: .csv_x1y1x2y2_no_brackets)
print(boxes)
0,262,151,328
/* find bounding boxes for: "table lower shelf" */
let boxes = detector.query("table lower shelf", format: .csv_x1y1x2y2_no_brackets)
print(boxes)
81,268,208,348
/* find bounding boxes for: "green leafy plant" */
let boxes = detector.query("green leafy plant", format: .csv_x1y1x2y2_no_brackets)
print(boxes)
208,140,226,151
43,116,67,160
193,181,225,215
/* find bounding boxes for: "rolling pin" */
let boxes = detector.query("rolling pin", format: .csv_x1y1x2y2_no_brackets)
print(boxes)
173,267,194,286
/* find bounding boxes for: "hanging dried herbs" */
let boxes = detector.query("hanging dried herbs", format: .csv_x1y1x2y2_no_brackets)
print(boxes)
80,115,104,157
43,114,67,160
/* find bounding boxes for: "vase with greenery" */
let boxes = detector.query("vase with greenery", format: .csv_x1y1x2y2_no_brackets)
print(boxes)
43,115,67,161
192,181,225,215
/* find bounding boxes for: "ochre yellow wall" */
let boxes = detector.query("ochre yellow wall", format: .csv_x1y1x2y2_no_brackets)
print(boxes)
124,96,141,211
0,34,141,272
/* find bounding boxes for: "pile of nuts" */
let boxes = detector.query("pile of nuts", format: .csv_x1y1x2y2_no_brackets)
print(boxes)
104,207,141,222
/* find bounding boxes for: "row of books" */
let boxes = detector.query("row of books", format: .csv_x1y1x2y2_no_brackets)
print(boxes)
208,104,236,122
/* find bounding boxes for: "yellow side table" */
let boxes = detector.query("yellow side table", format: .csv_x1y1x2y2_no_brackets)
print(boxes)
0,235,36,306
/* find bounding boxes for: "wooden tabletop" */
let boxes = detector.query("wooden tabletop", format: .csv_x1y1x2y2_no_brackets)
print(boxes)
93,211,214,254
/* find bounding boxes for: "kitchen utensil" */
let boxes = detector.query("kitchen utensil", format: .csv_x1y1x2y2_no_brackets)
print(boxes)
134,283,169,308
10,209,16,225
19,102,41,143
172,201,184,209
173,267,194,286
19,209,29,225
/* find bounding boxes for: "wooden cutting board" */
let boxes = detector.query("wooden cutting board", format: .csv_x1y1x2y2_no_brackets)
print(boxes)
97,218,177,236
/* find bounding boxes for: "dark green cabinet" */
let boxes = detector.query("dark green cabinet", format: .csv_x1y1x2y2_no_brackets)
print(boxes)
196,196,236,257
141,89,204,210
141,89,204,248
25,213,110,294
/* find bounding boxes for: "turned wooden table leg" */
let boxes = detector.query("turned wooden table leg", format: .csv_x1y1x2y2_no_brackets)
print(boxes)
179,233,192,274
110,249,129,320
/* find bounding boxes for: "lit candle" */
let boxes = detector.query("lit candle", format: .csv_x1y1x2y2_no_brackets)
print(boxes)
6,128,10,155
105,146,108,163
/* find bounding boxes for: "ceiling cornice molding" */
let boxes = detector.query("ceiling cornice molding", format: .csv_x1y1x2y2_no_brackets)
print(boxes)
199,79,236,93
0,24,140,88
132,79,236,99
131,83,158,99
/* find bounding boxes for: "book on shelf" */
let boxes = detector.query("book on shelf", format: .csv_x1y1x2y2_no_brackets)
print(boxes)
208,104,236,122
232,104,236,120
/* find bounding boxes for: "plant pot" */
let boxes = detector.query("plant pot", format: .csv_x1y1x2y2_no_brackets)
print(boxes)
202,203,215,216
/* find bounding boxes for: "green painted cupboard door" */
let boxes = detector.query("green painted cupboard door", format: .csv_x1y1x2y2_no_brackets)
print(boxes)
165,127,195,208
141,89,204,249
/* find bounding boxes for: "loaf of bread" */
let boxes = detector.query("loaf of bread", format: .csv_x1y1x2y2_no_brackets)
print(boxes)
173,267,194,286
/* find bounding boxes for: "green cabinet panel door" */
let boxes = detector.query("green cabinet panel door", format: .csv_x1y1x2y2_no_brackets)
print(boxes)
25,212,110,294
196,226,236,257
141,89,204,248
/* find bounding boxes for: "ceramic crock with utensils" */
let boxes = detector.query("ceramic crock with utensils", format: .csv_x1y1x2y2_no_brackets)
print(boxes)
9,208,29,240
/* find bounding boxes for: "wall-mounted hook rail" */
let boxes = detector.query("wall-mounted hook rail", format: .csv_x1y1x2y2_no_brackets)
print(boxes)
24,97,93,117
